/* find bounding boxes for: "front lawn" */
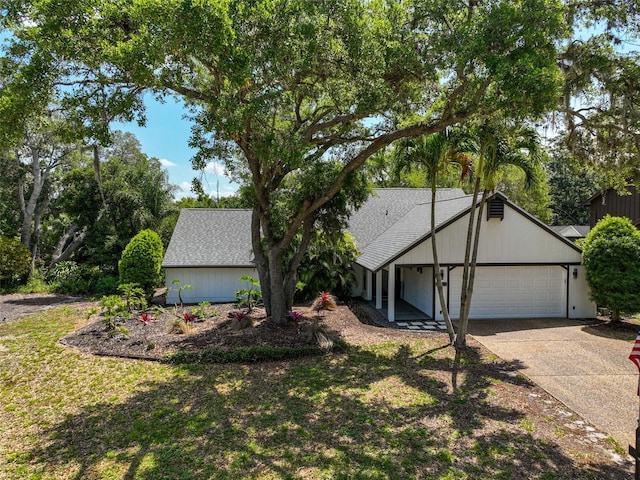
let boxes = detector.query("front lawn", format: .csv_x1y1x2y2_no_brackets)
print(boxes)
0,305,631,479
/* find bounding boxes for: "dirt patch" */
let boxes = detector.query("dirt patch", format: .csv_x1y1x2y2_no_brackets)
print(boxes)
0,293,92,323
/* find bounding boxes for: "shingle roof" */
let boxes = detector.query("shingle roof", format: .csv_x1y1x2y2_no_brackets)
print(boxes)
351,191,472,271
346,188,466,250
549,225,590,239
162,209,254,267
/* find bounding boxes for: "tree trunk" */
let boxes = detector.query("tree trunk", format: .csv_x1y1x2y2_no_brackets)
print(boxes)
283,218,315,311
458,177,481,338
251,210,272,316
456,189,488,349
18,148,47,249
268,248,288,325
430,179,456,344
611,308,621,322
49,224,89,268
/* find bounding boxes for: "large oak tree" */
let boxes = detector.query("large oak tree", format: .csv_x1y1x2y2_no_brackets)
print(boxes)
1,0,567,322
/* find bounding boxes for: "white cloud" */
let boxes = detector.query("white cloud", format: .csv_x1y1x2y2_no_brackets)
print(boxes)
179,181,192,191
159,158,177,167
204,161,226,176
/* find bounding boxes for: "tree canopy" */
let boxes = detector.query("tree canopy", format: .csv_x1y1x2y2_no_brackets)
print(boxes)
1,0,637,320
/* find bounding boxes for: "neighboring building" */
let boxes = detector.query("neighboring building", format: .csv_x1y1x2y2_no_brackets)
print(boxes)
584,186,640,228
163,189,596,322
549,225,590,243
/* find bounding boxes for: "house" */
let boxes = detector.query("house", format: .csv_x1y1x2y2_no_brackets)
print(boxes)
584,186,640,228
163,189,596,322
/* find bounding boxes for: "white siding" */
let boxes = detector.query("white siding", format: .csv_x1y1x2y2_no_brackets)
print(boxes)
351,264,365,297
165,267,258,304
394,203,583,266
448,266,566,319
568,265,597,318
402,267,433,316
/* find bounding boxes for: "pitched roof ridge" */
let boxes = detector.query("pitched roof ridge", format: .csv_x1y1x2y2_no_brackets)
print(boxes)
415,193,474,205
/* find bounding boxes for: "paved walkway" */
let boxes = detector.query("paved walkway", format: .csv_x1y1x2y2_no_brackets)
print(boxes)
468,318,640,449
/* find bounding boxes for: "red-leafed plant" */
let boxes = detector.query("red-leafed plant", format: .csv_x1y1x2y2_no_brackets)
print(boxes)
227,310,246,321
138,313,156,325
183,312,198,322
286,310,304,323
311,291,337,312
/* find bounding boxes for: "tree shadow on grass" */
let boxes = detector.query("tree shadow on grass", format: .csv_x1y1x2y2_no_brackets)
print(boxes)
29,342,631,479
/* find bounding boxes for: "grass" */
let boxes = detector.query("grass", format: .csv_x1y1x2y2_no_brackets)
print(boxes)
0,305,631,479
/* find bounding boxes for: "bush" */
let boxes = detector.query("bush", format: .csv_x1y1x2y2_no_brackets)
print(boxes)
47,261,116,295
118,229,164,297
295,231,359,301
95,275,119,296
582,215,640,321
0,236,31,286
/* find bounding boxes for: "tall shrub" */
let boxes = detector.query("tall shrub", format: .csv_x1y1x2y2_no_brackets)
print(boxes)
582,215,640,321
118,229,164,297
295,231,359,301
0,235,31,286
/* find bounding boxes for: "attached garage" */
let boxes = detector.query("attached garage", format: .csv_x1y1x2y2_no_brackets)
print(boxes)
447,266,566,319
349,189,596,322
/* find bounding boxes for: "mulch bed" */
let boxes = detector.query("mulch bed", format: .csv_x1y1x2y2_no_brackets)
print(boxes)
58,300,428,361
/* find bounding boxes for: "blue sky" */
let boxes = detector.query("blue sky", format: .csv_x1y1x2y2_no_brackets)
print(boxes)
113,94,238,200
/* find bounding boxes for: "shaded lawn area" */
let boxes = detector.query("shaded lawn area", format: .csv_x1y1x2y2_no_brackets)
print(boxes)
0,305,631,479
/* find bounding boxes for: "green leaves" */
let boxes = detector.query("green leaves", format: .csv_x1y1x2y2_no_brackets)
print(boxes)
0,235,31,285
582,216,640,317
118,229,164,297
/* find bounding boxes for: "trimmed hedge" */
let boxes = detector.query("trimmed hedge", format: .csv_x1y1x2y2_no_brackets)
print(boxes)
118,229,164,296
582,215,640,319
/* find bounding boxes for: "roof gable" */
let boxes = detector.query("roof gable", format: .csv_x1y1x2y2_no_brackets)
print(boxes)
162,209,254,267
354,194,472,271
354,190,582,272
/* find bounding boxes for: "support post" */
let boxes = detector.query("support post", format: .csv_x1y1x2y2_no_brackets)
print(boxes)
365,270,373,301
388,265,395,322
375,270,383,310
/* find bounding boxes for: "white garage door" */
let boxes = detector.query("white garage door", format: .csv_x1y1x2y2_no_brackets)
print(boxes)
448,266,566,319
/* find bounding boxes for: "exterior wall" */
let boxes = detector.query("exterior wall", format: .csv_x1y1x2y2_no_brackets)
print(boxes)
568,265,597,318
351,264,365,297
589,187,640,228
401,266,433,316
165,267,258,304
394,203,583,266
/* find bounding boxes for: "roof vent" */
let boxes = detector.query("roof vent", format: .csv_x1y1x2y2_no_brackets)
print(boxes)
487,198,504,220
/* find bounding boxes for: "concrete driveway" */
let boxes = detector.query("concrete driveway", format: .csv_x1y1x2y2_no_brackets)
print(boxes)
468,318,640,449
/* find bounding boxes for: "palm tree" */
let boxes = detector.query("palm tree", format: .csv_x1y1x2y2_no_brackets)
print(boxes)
455,122,541,349
395,130,473,344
